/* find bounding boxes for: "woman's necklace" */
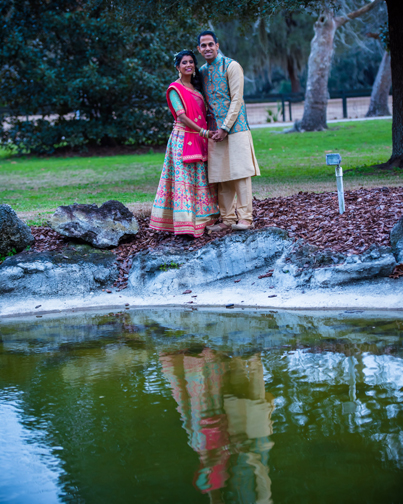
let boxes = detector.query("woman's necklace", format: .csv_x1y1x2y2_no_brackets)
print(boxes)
180,78,195,91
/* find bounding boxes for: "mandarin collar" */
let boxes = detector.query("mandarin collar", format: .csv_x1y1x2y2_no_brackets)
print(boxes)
207,53,223,67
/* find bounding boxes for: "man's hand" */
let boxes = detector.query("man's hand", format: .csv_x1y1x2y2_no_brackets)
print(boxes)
211,129,228,142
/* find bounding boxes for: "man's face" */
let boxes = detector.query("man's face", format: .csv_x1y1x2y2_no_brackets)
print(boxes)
197,35,219,63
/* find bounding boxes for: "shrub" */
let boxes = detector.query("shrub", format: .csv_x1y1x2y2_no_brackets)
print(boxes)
0,0,196,153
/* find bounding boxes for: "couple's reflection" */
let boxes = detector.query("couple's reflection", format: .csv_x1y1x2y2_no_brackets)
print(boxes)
160,348,274,503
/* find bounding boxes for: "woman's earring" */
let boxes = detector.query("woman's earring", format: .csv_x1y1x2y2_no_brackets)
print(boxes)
193,71,196,77
178,71,181,79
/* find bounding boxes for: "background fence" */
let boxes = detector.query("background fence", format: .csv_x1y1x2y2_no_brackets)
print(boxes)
245,89,393,125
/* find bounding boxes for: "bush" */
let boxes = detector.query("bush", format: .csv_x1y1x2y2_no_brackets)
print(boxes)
0,0,196,153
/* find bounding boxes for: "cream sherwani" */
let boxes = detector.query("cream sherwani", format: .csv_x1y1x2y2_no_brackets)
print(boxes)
207,62,260,183
200,54,260,224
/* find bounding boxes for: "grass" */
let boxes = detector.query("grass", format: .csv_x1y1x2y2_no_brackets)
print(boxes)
0,118,401,224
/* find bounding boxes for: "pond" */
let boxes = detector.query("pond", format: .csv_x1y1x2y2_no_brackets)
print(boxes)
0,308,402,503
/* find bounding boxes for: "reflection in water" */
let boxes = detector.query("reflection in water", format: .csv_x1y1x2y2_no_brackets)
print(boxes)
0,309,403,503
0,391,64,503
161,350,274,503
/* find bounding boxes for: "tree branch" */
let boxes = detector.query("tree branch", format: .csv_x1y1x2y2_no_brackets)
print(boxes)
335,0,382,28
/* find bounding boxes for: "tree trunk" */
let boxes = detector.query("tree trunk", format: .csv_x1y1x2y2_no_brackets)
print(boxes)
299,10,337,131
299,0,382,133
287,55,301,93
385,0,403,167
366,51,392,117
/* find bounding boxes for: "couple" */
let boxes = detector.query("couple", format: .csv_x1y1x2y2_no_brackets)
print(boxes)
150,31,260,238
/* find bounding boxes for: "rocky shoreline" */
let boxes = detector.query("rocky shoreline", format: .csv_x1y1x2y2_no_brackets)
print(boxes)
1,188,403,317
1,222,402,317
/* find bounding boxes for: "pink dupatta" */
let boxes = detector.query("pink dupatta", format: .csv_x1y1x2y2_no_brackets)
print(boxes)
166,82,208,164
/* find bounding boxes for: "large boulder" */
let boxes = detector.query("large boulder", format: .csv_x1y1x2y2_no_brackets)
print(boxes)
273,242,396,289
129,227,291,295
0,204,34,256
0,244,118,296
390,215,403,263
48,200,139,249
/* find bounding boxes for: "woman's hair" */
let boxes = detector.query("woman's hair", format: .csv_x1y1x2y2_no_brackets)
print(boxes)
174,50,203,93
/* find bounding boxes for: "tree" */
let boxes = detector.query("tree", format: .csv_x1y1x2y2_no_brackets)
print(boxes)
298,0,382,132
258,10,314,93
365,30,391,117
0,0,196,153
383,0,403,168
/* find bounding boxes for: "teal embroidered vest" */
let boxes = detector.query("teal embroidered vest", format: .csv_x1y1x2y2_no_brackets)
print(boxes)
200,54,249,135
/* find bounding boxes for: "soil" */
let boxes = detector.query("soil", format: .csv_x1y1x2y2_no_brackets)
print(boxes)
29,186,403,290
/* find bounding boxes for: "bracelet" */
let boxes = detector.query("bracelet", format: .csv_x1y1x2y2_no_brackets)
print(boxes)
199,128,205,137
199,128,209,139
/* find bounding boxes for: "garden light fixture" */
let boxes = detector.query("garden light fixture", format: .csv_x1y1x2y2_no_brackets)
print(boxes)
326,153,345,215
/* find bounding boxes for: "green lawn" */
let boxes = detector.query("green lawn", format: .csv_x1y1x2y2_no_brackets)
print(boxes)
0,119,401,224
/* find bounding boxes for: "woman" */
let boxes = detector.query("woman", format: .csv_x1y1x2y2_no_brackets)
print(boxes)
150,50,219,238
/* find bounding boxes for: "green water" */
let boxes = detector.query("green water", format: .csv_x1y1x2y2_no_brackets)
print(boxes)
0,308,402,504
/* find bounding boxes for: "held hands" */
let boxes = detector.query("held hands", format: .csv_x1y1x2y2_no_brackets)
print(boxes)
211,129,228,142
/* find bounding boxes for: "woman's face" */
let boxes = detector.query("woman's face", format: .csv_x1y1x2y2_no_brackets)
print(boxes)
177,56,195,77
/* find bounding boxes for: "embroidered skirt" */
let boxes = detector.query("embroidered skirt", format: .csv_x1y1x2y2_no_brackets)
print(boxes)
150,129,219,237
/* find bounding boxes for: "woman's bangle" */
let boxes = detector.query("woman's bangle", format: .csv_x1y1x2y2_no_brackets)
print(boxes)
205,129,209,138
199,128,205,137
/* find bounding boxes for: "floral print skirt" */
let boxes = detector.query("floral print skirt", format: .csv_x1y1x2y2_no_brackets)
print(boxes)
150,130,219,237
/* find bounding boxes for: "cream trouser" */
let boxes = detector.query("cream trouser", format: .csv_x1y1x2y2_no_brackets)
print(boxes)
218,177,253,225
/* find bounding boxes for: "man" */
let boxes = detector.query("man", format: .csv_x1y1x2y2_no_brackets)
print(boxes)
197,30,260,231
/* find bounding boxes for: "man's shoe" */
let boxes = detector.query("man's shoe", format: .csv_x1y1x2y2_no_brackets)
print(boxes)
206,222,231,233
231,220,254,231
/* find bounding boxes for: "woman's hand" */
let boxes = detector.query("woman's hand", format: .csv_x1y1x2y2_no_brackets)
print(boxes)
208,130,216,139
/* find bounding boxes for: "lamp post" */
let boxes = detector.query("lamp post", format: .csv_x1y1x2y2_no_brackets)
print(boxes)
326,153,345,215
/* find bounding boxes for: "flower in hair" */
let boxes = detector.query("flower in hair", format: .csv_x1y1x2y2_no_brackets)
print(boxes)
173,50,191,62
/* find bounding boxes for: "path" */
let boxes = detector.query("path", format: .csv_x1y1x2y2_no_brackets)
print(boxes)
246,96,393,125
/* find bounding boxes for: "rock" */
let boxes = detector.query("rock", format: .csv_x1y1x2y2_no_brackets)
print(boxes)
48,200,138,249
287,240,345,268
390,216,403,263
272,241,396,289
129,227,290,295
0,205,34,256
0,244,118,297
310,245,396,287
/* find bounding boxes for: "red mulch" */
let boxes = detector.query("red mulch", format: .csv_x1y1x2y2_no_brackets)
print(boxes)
29,186,403,290
30,227,68,252
390,263,403,279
